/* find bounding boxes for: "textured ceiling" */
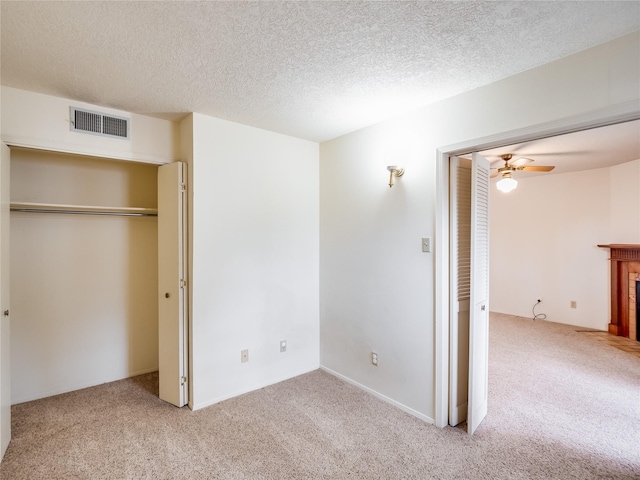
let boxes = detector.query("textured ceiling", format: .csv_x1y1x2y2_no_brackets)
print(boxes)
1,1,639,142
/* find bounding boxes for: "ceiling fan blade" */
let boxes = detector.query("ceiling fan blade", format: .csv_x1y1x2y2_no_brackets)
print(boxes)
520,165,555,172
490,171,501,178
510,157,533,167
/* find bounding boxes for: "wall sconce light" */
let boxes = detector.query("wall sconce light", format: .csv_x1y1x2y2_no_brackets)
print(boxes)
387,165,404,188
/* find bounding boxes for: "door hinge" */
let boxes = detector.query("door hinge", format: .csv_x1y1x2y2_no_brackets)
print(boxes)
180,182,186,192
180,279,187,288
181,376,187,386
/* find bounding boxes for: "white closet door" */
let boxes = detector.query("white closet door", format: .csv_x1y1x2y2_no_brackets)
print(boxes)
0,143,10,458
468,152,490,434
449,156,471,427
158,162,188,407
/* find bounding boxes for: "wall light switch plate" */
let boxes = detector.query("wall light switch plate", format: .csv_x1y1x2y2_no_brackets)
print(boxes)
422,237,431,253
280,340,287,353
241,349,249,363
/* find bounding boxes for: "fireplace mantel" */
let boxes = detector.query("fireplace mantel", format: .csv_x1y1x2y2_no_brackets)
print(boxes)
598,244,640,338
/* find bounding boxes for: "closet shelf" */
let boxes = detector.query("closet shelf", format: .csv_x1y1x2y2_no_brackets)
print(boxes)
10,202,158,217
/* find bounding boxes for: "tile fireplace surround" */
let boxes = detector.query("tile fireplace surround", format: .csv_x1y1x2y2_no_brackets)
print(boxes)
598,244,640,340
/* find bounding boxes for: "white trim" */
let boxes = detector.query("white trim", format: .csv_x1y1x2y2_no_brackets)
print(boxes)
320,366,435,424
5,140,178,410
434,100,640,429
434,148,450,428
439,100,640,156
1,134,173,165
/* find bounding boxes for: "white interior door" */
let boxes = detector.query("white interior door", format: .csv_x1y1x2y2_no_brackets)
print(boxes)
0,143,11,458
467,152,490,434
449,156,471,427
158,162,188,407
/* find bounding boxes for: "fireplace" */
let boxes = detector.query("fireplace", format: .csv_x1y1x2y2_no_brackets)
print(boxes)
598,244,640,340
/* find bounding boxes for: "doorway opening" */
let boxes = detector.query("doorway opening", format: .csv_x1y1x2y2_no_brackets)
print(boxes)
7,147,189,408
434,102,640,430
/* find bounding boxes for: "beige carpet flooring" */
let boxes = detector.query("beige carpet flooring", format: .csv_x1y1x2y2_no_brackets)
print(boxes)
1,313,639,479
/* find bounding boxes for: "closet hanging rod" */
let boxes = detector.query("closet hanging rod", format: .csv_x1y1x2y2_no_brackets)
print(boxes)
10,208,157,217
10,202,158,217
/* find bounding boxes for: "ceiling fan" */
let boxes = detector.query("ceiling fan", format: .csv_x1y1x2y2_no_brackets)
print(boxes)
491,154,555,192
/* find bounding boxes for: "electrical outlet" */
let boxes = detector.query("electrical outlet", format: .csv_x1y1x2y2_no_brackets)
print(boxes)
371,352,378,366
280,340,287,353
241,349,249,363
570,300,577,309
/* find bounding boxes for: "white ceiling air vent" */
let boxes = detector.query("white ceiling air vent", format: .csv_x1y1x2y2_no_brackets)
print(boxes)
70,107,129,139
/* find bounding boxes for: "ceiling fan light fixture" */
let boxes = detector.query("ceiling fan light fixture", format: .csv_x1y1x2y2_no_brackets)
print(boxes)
496,173,518,193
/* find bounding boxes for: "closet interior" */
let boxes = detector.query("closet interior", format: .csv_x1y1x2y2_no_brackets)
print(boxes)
9,148,159,404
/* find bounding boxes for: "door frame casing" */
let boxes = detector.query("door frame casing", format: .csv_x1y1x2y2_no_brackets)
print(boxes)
0,140,191,461
434,100,640,428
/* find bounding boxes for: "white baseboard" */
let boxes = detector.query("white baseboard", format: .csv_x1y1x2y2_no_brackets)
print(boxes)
12,367,159,405
320,366,434,424
191,366,319,411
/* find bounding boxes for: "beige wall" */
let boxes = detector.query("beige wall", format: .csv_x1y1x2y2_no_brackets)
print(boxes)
1,86,179,164
10,149,159,403
491,158,640,330
490,166,611,329
319,32,640,421
1,87,177,403
2,88,322,410
186,113,320,410
610,159,640,242
2,32,638,416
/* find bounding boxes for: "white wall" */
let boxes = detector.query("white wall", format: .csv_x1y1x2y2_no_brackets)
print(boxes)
1,86,178,164
2,88,321,410
186,113,319,410
490,159,640,330
2,31,638,418
10,149,159,403
319,32,640,421
610,159,640,242
1,88,176,403
489,168,612,329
